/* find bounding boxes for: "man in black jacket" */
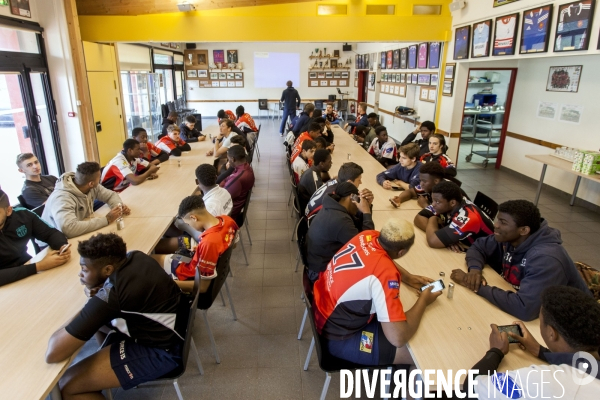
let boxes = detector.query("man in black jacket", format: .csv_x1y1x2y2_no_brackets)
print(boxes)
159,111,178,139
292,103,314,138
280,80,301,137
0,189,70,286
400,120,435,157
306,182,374,282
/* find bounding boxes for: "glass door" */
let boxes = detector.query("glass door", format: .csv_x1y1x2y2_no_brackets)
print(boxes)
121,72,162,142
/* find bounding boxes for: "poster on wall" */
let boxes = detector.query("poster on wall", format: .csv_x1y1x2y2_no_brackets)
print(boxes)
392,49,400,69
227,50,238,63
559,104,584,124
418,43,428,69
364,53,370,69
442,80,454,96
554,1,595,52
520,5,553,54
380,52,387,69
428,43,441,69
408,45,417,68
472,20,492,58
10,0,31,18
546,65,582,92
493,13,519,56
386,50,393,69
454,26,471,60
494,0,520,6
537,101,559,120
400,48,408,69
213,50,225,63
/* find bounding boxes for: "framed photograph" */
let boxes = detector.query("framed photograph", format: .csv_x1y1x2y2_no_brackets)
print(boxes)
520,5,553,54
393,49,400,69
342,72,349,78
444,63,456,79
219,81,227,87
235,72,243,79
428,43,441,69
355,55,359,69
394,85,400,95
218,72,226,79
400,48,408,69
442,80,454,96
554,1,595,52
226,72,234,79
494,0,520,6
412,73,418,83
330,80,338,86
408,45,417,69
418,43,428,69
320,80,328,86
419,87,430,101
210,72,218,80
546,65,582,92
359,54,363,69
212,81,219,87
364,53,369,69
399,85,406,97
187,70,197,78
331,59,338,68
170,43,179,49
334,72,341,78
396,73,401,82
430,74,439,86
406,74,412,84
213,50,225,63
339,80,347,86
227,81,235,87
334,50,340,57
394,74,398,83
380,52,387,69
310,80,319,87
318,72,325,79
428,89,437,102
400,74,406,83
235,81,243,87
472,20,492,58
493,13,519,56
10,0,31,18
454,26,471,60
227,50,238,63
325,72,333,78
418,74,431,85
198,53,207,65
386,50,393,69
198,70,208,78
309,72,317,79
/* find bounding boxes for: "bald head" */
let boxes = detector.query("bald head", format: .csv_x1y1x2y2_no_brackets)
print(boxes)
378,218,415,258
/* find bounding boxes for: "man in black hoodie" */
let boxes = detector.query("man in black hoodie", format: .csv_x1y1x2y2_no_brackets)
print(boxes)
279,80,301,136
159,111,178,139
400,120,435,157
292,103,314,138
451,200,590,321
0,189,70,286
306,182,374,282
178,115,205,143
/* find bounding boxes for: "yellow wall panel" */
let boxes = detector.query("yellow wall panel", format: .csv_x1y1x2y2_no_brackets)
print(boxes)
82,41,116,72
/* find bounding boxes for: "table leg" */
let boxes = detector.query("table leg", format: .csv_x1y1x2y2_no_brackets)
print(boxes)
49,383,62,400
570,176,582,206
534,164,548,206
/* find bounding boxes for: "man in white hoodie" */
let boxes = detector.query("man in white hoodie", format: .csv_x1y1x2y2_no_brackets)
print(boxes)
42,162,130,238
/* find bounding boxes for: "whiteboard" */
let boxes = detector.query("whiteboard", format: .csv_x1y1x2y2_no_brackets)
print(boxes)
253,52,300,88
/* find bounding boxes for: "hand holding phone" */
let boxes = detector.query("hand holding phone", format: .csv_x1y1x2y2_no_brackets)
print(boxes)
59,243,71,255
420,279,445,293
497,324,523,344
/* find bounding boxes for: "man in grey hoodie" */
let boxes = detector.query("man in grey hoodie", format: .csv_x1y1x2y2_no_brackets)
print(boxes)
451,200,590,321
42,162,130,238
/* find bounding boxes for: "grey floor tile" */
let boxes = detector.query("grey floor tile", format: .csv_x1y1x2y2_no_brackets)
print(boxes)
208,367,259,399
260,307,298,334
265,229,293,241
266,210,290,220
264,253,294,269
263,268,295,286
258,334,300,368
229,285,263,309
265,240,294,254
262,286,296,308
257,367,303,400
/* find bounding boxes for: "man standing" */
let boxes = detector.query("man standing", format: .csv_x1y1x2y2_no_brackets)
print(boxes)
280,80,301,137
16,153,58,208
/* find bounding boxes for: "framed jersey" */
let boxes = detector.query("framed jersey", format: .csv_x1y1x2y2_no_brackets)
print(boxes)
392,49,400,69
380,52,387,69
428,42,441,69
408,45,417,69
520,5,553,54
417,43,428,69
454,26,471,60
400,48,408,69
493,13,519,56
386,50,393,69
471,20,492,58
554,0,595,52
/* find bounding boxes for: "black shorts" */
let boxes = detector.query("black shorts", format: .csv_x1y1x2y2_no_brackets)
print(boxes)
326,318,397,366
106,332,182,390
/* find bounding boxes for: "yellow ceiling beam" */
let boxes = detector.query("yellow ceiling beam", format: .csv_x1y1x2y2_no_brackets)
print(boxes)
79,1,452,43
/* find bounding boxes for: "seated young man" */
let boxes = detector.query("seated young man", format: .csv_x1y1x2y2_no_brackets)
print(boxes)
179,115,205,143
343,102,368,133
206,119,238,161
376,143,421,191
400,120,435,157
313,219,441,366
234,105,258,133
193,164,232,217
217,109,236,123
451,200,591,321
290,122,322,164
292,103,314,138
16,153,58,208
156,125,191,157
298,149,332,209
363,112,381,150
467,286,600,398
292,140,316,184
368,126,398,168
306,182,374,282
352,125,370,149
314,136,334,154
414,181,493,252
43,162,130,238
132,127,169,163
101,139,160,192
160,111,178,139
324,102,340,125
45,233,184,398
153,195,238,293
220,145,255,223
215,135,250,185
390,161,446,209
0,189,70,287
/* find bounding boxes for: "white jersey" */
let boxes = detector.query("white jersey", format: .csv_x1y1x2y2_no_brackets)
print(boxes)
495,17,516,50
473,23,490,56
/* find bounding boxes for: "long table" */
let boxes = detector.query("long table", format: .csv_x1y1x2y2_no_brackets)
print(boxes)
0,125,221,400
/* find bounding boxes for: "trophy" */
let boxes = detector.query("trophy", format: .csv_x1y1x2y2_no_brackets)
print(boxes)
187,53,193,64
313,60,318,67
216,62,222,69
319,61,323,68
324,47,327,57
324,59,329,67
315,48,319,57
319,49,322,57
237,62,243,70
209,63,217,70
229,63,236,69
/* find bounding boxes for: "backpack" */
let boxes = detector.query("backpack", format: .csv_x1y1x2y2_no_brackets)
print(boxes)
395,106,415,115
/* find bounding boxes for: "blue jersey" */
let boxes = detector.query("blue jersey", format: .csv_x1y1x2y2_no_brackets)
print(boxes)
522,8,550,52
455,27,470,59
428,42,440,69
472,23,490,57
408,46,417,68
555,1,592,51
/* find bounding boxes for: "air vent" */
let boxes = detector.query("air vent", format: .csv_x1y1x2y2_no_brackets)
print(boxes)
317,5,347,16
366,5,395,15
413,5,442,15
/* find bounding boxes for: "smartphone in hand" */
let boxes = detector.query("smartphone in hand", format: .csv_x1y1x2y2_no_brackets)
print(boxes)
497,324,523,343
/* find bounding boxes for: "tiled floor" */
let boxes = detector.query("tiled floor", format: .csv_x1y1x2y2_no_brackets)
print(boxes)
75,119,599,400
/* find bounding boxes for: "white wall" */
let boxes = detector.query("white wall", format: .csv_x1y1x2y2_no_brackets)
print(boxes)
0,1,38,21
438,0,600,205
185,42,356,117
